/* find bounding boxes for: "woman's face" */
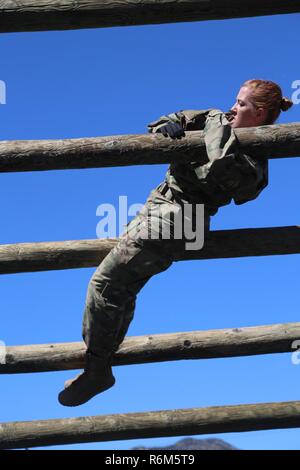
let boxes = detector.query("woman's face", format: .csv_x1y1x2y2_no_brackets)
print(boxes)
228,86,267,128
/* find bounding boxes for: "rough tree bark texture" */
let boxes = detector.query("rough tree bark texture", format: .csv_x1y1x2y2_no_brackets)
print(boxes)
0,0,299,33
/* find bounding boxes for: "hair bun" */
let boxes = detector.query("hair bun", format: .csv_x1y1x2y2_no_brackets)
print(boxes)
280,97,294,112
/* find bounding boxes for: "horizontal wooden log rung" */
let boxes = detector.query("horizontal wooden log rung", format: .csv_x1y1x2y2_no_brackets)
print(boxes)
1,322,299,374
1,400,300,449
0,123,300,173
0,225,300,275
0,0,299,33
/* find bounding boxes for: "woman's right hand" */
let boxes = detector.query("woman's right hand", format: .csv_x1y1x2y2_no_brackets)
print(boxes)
158,121,185,139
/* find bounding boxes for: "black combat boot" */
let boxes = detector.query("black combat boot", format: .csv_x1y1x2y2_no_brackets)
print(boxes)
58,351,115,407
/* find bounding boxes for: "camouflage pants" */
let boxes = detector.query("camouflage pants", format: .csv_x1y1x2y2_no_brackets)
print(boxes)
82,182,211,360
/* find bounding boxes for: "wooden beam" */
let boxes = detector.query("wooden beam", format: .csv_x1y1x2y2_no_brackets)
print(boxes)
0,0,300,34
0,123,300,173
0,238,116,275
0,225,300,275
1,322,299,374
1,400,300,449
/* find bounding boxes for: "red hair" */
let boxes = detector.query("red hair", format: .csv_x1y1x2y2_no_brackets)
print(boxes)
242,79,293,124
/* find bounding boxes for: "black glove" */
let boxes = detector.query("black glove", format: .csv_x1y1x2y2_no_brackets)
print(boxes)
159,121,185,139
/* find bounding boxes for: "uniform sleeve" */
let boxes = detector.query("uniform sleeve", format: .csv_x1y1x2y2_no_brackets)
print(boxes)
193,109,268,205
147,109,213,133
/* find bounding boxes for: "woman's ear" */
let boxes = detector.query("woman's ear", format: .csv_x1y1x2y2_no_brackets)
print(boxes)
256,107,268,125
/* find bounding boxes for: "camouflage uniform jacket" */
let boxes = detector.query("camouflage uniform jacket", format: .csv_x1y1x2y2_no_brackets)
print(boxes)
148,109,268,216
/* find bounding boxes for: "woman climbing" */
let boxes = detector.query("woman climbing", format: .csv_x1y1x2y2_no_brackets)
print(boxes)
58,79,293,407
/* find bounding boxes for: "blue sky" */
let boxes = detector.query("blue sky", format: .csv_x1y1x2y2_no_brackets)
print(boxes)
0,13,300,450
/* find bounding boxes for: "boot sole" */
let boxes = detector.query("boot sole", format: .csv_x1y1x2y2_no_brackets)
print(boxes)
58,376,116,407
